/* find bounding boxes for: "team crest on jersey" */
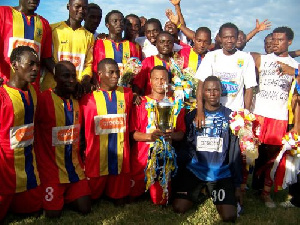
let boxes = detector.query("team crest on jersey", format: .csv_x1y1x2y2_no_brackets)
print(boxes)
237,59,244,68
118,100,124,109
36,28,42,38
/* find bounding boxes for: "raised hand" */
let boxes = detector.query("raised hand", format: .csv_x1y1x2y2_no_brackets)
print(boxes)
169,0,181,6
165,9,179,26
255,19,271,32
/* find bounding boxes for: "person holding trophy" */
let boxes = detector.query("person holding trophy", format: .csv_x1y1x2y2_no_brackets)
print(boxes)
129,66,185,204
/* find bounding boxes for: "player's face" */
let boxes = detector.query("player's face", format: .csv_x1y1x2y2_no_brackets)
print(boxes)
203,81,221,107
55,63,77,94
272,32,291,56
193,31,211,55
106,13,124,35
236,31,246,50
20,0,40,12
156,34,174,55
14,51,39,83
220,28,238,55
85,8,102,33
99,63,120,89
150,70,168,95
264,36,273,54
68,0,87,23
145,23,161,45
164,21,178,35
125,16,141,40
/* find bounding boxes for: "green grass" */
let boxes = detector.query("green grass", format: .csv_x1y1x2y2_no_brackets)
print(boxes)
4,187,299,225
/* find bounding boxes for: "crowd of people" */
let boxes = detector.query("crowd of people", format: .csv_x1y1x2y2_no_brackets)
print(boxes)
0,0,299,223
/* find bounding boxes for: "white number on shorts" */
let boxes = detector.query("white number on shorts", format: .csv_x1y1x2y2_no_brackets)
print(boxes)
45,187,54,202
211,189,225,202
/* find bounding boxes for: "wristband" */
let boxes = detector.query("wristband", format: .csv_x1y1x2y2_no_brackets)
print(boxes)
177,23,182,29
295,68,298,78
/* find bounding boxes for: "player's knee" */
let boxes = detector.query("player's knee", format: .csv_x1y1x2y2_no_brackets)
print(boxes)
44,210,62,218
172,199,192,214
77,196,91,215
220,212,237,223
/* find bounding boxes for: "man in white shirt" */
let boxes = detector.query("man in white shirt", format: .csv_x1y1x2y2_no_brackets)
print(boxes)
195,22,257,123
252,26,299,208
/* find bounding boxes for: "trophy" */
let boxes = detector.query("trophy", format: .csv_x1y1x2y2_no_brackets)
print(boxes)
155,82,174,133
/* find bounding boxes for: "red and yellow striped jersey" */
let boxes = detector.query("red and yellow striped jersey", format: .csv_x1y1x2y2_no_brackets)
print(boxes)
93,39,142,74
35,89,85,184
179,47,203,72
0,6,52,85
0,84,40,194
80,87,133,177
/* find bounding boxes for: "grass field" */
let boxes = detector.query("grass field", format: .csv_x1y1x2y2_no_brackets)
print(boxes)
4,186,299,225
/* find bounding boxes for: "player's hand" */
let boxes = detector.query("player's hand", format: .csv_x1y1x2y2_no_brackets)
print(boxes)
133,93,142,105
194,110,205,128
276,61,295,76
151,129,164,141
169,0,181,6
96,33,108,40
255,19,271,32
165,9,179,26
164,129,174,143
0,77,3,86
235,187,243,207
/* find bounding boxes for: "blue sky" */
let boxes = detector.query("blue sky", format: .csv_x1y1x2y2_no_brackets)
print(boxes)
1,0,299,56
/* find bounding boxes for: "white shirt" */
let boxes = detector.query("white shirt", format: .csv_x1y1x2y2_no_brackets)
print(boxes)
253,53,299,120
195,49,257,111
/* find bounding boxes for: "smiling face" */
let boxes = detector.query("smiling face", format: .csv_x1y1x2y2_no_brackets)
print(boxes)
164,21,178,36
236,30,246,50
68,0,88,23
264,35,273,54
106,12,124,35
219,28,238,55
145,22,161,45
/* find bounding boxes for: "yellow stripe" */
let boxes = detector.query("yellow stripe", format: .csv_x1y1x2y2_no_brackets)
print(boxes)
31,150,40,186
104,39,114,59
154,56,163,66
52,92,69,183
12,9,24,38
188,49,199,72
94,91,109,175
116,87,125,173
288,80,296,124
33,15,43,44
71,98,85,180
122,41,130,64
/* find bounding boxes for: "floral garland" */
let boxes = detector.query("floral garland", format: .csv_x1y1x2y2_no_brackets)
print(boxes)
118,57,142,87
229,109,261,166
271,131,300,191
144,136,177,203
169,55,198,111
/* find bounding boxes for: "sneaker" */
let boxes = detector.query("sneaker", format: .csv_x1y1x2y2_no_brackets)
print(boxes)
261,194,276,208
280,200,295,208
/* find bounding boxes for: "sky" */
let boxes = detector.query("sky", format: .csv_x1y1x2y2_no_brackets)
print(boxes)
1,0,300,55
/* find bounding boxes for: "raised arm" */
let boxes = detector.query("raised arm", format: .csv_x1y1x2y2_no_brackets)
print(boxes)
246,19,271,42
288,50,300,58
165,9,195,40
169,0,186,26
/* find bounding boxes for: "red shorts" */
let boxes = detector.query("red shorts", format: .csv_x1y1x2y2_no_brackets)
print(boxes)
0,186,42,220
88,173,130,200
256,115,288,145
130,179,145,197
42,179,91,211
